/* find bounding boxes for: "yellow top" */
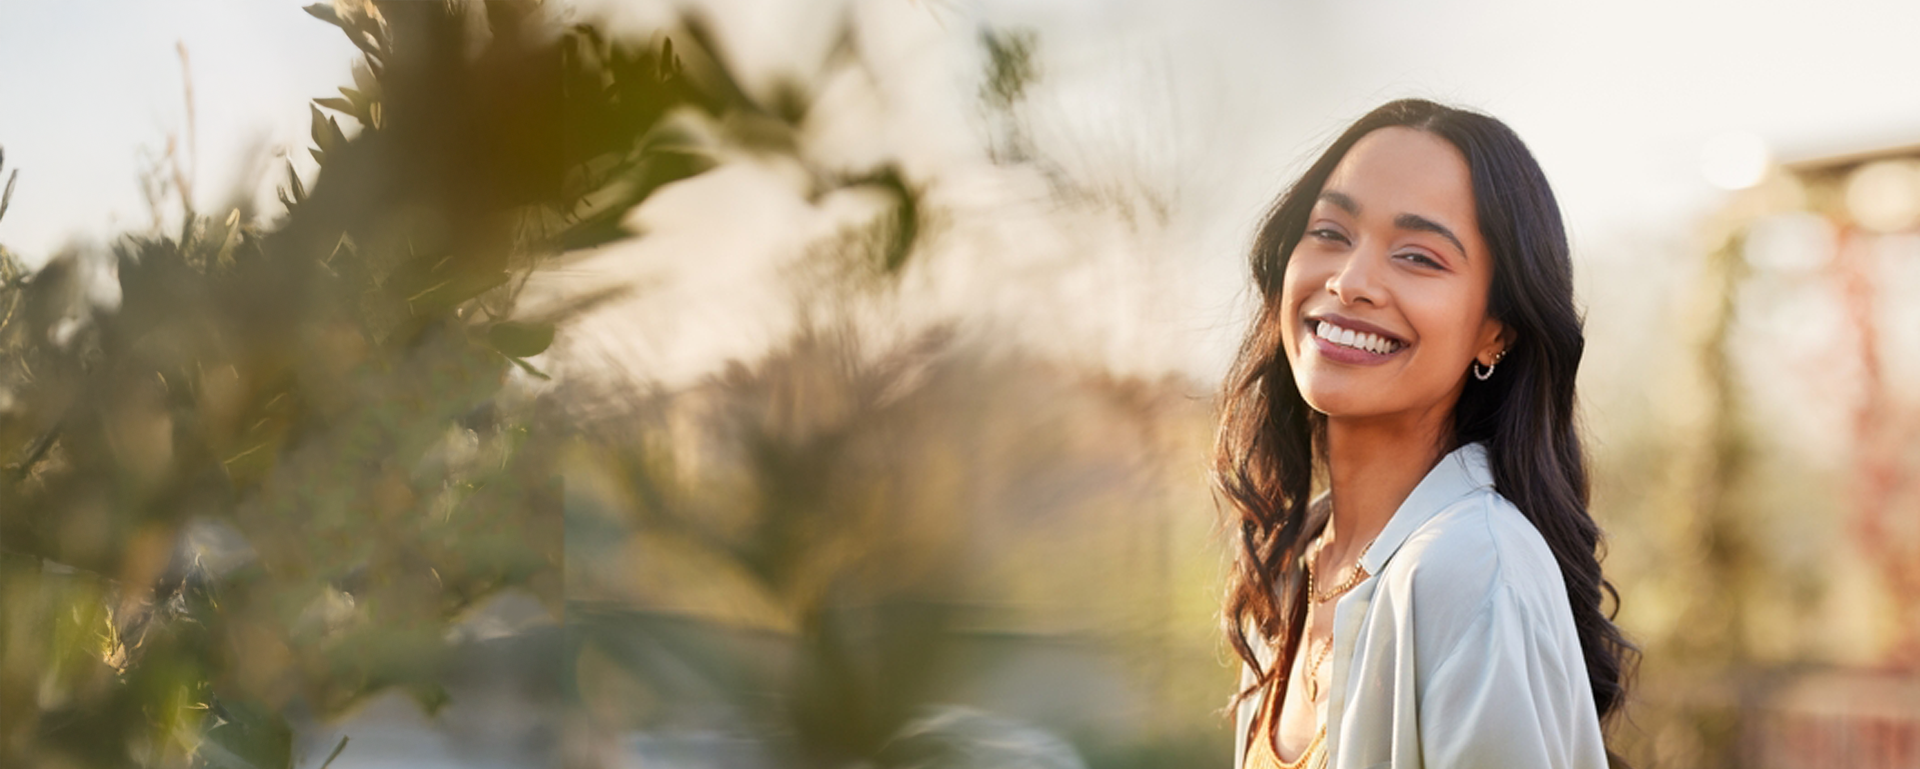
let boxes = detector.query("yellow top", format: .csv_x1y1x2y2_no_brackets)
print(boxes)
1244,673,1327,769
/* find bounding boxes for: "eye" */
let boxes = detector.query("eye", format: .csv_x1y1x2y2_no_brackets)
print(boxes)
1395,251,1442,269
1306,228,1349,245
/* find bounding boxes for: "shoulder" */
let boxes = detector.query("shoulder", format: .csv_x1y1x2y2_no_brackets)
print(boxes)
1371,489,1575,662
1394,488,1565,602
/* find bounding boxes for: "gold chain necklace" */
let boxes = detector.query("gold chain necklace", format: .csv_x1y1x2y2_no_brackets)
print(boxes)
1303,635,1333,701
1249,528,1370,768
1304,531,1371,604
1298,585,1335,701
1300,530,1367,703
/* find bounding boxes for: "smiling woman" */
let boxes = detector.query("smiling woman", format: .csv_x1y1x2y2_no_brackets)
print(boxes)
1280,126,1506,425
1214,99,1636,768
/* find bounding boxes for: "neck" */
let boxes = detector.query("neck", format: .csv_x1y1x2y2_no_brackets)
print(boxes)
1321,409,1453,566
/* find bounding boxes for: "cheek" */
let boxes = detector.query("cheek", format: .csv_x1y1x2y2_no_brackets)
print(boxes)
1404,289,1486,361
1276,256,1312,357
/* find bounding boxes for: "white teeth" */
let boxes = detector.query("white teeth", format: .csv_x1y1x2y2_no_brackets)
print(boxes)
1314,321,1399,354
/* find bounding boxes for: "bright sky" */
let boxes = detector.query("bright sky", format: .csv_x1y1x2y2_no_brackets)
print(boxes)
0,1,358,261
4,0,1919,385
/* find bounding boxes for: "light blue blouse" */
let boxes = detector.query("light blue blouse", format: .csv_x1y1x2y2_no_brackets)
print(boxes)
1232,442,1610,769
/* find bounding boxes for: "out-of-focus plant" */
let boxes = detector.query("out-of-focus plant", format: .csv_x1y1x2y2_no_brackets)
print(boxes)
562,312,1226,769
0,1,922,767
1602,152,1920,767
1824,208,1920,669
555,16,1231,768
567,317,973,766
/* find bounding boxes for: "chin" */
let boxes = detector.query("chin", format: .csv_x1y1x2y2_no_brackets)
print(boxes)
1303,395,1381,420
1294,375,1383,419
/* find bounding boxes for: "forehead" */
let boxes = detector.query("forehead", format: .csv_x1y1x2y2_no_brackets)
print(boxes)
1321,127,1479,238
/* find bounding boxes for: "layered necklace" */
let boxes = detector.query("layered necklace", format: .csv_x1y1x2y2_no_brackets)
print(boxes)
1301,532,1370,701
1244,529,1372,769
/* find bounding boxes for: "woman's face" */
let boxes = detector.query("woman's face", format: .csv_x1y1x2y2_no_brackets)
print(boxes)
1279,126,1508,423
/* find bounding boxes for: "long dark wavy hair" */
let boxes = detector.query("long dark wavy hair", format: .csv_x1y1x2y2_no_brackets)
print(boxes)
1215,98,1637,726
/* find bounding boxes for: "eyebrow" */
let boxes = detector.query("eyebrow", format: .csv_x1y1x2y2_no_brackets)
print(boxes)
1394,213,1468,261
1318,190,1360,216
1315,189,1469,262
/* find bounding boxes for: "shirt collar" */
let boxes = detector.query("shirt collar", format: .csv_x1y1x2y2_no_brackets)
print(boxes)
1356,441,1495,575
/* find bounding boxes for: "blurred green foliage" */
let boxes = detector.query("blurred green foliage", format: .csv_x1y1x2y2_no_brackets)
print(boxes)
561,317,1230,768
545,14,1231,769
0,1,1254,767
0,1,922,766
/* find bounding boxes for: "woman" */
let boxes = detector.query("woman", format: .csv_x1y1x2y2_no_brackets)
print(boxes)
1215,99,1636,768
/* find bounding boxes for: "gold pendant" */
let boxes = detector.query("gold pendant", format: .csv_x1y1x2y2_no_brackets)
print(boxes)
1302,637,1330,702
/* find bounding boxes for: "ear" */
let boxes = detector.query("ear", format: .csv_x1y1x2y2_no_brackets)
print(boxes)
1474,316,1512,367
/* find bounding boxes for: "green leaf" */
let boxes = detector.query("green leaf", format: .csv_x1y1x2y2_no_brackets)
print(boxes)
338,86,373,116
386,252,511,315
314,96,355,115
215,208,241,266
198,699,293,769
0,168,15,226
351,61,378,97
555,194,638,251
634,147,713,204
302,3,343,28
488,322,555,358
318,736,350,769
310,105,332,153
285,160,306,205
343,25,385,62
327,116,349,150
507,356,551,380
349,8,386,48
851,165,919,273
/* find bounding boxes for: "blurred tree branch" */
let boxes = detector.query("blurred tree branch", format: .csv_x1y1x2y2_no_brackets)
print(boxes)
0,1,934,766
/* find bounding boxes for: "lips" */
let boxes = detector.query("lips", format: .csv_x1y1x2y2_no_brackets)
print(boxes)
1305,314,1409,360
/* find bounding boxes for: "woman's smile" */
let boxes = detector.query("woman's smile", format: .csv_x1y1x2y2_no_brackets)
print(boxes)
1278,126,1505,420
1306,315,1409,364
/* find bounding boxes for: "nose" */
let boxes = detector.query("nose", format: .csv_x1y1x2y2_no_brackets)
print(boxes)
1325,244,1385,306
